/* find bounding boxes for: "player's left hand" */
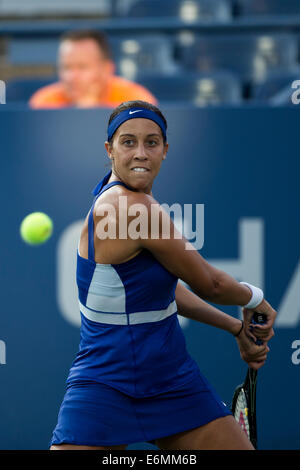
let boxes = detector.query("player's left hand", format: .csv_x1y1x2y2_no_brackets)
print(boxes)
235,327,270,370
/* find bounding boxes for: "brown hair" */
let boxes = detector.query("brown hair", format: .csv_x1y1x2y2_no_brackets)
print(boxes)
60,29,112,60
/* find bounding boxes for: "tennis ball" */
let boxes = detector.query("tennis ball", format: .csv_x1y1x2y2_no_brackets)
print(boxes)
20,212,53,245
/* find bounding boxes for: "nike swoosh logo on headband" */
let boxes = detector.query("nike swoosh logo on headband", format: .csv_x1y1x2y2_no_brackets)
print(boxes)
129,110,143,114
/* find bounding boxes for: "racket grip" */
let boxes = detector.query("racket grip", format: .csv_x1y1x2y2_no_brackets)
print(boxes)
250,312,267,345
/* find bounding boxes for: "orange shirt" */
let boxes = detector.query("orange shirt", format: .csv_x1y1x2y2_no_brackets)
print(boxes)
29,75,157,109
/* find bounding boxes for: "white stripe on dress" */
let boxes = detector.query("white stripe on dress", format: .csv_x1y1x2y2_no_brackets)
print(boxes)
79,300,177,325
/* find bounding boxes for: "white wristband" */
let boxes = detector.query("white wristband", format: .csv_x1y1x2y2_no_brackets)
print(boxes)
240,282,264,309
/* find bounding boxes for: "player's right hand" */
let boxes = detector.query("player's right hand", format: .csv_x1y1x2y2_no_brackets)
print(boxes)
243,300,276,344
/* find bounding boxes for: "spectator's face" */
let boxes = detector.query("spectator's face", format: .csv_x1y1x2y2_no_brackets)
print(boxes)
58,38,114,101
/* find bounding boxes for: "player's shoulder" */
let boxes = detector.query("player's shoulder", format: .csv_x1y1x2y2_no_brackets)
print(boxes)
95,184,156,211
94,186,162,231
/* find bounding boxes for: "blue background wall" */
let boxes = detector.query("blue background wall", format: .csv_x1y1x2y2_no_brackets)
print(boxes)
0,105,299,450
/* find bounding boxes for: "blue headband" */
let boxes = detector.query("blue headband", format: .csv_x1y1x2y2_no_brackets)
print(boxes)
107,107,167,142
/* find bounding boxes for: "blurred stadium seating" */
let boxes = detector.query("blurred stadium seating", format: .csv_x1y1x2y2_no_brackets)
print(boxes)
136,71,242,105
8,38,58,65
251,68,300,101
115,0,232,22
175,32,299,85
1,0,300,106
268,83,298,106
0,0,110,17
110,35,179,80
5,76,56,103
237,0,300,17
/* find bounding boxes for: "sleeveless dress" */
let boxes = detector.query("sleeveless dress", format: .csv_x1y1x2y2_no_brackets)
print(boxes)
50,171,231,447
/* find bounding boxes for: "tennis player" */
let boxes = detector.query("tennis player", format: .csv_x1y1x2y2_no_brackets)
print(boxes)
50,100,276,450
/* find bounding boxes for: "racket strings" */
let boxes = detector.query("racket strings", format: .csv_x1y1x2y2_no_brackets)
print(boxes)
234,389,250,439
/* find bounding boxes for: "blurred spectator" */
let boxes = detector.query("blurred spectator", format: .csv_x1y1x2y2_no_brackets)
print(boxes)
29,30,157,109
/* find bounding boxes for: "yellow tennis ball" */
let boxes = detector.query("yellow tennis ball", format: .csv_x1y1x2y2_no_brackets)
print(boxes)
20,212,53,245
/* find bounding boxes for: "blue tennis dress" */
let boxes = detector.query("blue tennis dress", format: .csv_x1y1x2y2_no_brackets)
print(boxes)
50,171,231,447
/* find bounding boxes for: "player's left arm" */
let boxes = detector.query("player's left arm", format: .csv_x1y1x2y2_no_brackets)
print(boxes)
175,281,242,335
175,282,270,366
175,282,275,342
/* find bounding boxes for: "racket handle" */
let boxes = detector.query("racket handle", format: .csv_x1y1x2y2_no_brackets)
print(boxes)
250,312,267,345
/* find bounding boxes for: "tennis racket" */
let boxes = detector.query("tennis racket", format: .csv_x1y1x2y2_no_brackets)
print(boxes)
231,312,267,449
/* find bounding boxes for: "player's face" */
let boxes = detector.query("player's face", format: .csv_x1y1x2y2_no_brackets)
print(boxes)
105,118,168,194
58,39,114,102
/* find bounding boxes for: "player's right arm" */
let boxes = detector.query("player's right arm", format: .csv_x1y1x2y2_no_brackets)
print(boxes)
133,193,276,324
136,193,250,304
